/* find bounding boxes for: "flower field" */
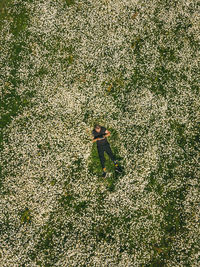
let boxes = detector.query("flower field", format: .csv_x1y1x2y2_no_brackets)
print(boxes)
0,0,199,266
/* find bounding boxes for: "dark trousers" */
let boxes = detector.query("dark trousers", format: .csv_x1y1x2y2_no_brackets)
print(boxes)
97,143,115,169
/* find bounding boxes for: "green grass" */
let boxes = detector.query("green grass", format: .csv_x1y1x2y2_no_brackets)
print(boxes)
20,207,32,224
0,0,33,130
65,0,75,7
0,0,37,191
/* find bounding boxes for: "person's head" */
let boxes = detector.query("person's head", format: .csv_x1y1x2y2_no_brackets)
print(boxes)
94,124,101,133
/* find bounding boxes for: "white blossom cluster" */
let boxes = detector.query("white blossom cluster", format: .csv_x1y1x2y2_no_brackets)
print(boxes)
0,0,199,266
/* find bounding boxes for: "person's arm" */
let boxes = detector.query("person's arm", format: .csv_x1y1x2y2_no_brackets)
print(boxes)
91,130,97,143
97,129,110,140
91,132,100,143
92,137,100,143
104,129,111,138
91,129,110,142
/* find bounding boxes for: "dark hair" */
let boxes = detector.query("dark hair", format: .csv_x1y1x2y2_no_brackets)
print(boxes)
94,124,101,130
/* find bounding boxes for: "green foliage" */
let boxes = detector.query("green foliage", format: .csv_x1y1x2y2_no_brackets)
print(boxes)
39,227,55,249
103,73,125,97
105,176,116,192
0,89,34,130
50,179,56,186
158,46,176,62
58,193,74,209
34,223,61,266
10,6,29,37
88,144,101,175
82,109,93,123
36,66,49,78
170,120,187,149
64,0,75,7
74,200,87,213
0,0,12,31
131,35,144,55
36,142,52,158
67,55,74,64
91,216,116,244
72,157,83,172
0,0,35,184
20,207,31,224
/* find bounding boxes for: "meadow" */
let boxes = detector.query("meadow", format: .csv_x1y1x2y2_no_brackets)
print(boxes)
0,0,199,266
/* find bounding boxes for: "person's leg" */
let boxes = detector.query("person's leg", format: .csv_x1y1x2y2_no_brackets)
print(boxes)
104,144,122,172
97,145,106,170
97,146,107,177
104,143,116,163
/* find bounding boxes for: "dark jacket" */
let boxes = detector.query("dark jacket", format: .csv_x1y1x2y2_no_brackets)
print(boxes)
92,126,109,146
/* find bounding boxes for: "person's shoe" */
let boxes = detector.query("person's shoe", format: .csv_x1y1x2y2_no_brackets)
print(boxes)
102,172,106,177
102,168,107,177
